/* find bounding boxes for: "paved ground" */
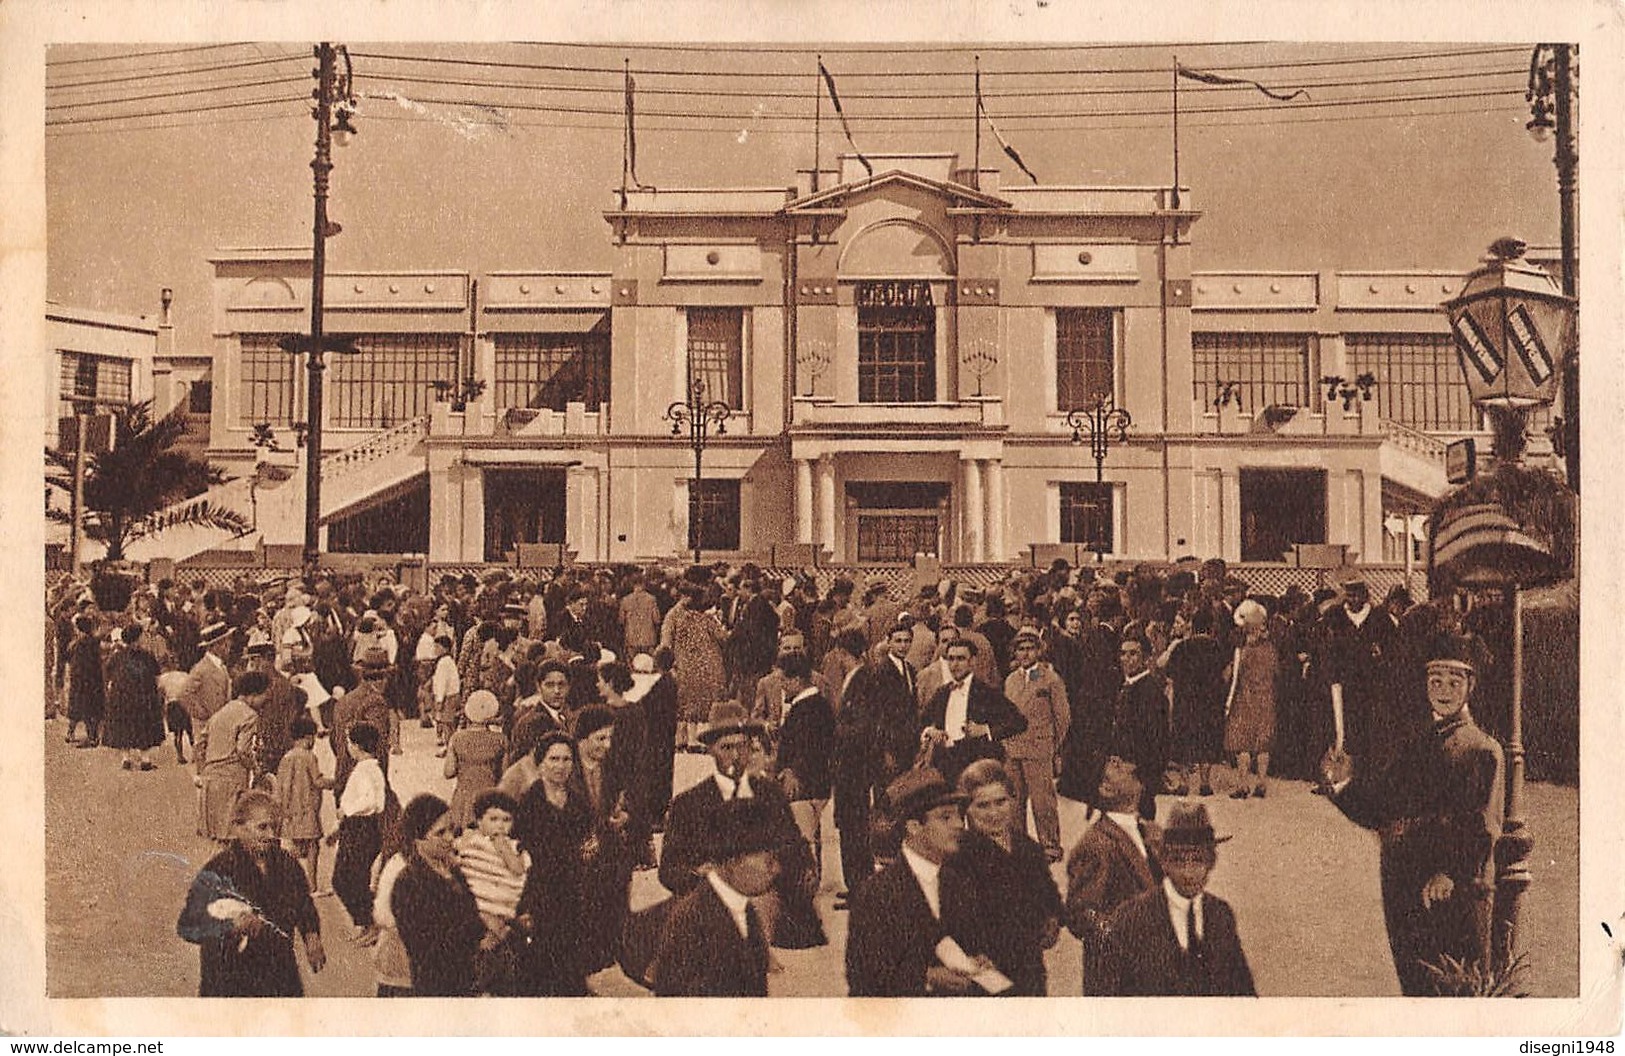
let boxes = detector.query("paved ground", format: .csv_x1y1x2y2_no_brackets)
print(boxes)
44,715,1579,998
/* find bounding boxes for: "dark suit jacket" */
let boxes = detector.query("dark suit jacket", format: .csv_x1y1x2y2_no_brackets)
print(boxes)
845,854,986,997
1064,814,1163,993
776,690,836,801
658,774,801,897
1097,887,1256,996
651,880,768,997
846,657,924,780
920,678,1029,785
1110,673,1170,818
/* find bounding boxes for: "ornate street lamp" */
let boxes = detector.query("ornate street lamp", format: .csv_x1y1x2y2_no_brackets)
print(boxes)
1434,236,1579,975
666,376,733,565
1065,395,1132,562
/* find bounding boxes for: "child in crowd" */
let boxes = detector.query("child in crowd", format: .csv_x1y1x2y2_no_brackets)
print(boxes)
330,722,387,946
455,789,531,993
157,658,193,764
275,715,333,893
431,634,461,756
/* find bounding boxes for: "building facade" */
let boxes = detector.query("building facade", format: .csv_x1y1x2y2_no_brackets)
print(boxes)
196,151,1503,569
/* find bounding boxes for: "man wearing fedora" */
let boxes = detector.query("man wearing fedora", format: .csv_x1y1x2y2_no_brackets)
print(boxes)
1320,633,1504,995
331,646,394,801
846,767,995,997
920,639,1029,789
1065,755,1164,994
245,640,306,789
181,620,235,736
1097,802,1256,996
651,797,790,996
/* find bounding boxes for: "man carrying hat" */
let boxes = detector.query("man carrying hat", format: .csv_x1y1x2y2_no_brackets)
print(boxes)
1320,633,1504,995
651,797,792,996
1096,802,1256,996
845,767,995,996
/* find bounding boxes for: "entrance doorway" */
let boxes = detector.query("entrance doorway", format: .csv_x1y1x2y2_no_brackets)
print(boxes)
1239,468,1326,561
846,481,949,563
484,468,566,562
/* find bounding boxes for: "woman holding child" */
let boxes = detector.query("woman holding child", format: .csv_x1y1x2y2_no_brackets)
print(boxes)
389,793,486,997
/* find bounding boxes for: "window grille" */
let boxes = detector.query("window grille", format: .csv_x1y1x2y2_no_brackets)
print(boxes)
858,306,936,403
686,308,744,410
494,332,609,411
1059,482,1113,553
237,335,301,426
58,351,133,416
688,478,741,553
857,514,940,563
1056,308,1115,410
1345,332,1479,431
327,333,459,429
1192,332,1311,411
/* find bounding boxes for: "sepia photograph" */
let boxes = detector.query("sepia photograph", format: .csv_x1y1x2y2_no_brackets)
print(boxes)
2,0,1621,1039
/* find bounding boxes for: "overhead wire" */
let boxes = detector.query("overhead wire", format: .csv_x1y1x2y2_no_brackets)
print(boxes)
47,52,309,92
46,75,312,113
45,95,305,128
45,42,255,66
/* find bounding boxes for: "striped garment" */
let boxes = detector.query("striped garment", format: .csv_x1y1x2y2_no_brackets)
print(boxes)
455,831,530,922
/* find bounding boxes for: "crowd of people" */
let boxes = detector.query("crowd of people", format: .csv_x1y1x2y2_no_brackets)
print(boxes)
47,552,1508,997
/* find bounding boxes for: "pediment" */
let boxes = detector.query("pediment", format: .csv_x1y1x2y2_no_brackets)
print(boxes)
783,170,1010,214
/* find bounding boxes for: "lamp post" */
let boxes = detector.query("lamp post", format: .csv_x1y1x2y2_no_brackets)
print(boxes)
666,376,733,565
1438,237,1578,973
1526,43,1579,491
1065,395,1132,562
281,42,358,572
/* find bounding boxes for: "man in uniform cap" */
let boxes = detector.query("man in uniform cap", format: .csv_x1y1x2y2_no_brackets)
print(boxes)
1002,625,1071,860
1320,632,1504,995
845,768,995,996
651,797,793,996
1313,572,1397,791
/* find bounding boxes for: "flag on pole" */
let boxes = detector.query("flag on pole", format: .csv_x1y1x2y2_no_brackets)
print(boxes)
976,78,1038,184
624,65,652,191
1175,64,1308,102
818,61,871,178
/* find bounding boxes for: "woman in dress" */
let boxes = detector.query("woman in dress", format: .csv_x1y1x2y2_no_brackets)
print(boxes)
1224,599,1281,799
512,731,593,995
389,793,486,996
444,689,507,831
64,614,106,747
103,623,166,771
574,699,635,976
177,789,325,996
1161,607,1229,797
948,759,1063,996
659,582,727,752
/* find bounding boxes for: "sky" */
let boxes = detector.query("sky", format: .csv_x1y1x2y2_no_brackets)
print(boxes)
43,37,1568,357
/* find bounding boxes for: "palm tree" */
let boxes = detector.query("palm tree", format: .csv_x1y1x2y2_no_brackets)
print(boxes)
46,400,250,561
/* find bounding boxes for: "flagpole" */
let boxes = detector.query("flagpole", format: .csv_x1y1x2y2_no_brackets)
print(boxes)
813,55,822,193
973,55,982,191
1171,55,1181,212
619,58,631,246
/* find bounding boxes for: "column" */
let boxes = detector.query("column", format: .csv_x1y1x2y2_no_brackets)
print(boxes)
984,458,1005,562
794,458,814,544
1220,469,1242,563
672,477,691,559
567,465,601,562
816,455,836,556
961,458,985,562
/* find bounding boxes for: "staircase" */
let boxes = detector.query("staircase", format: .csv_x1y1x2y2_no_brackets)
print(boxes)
1377,418,1449,498
125,417,430,561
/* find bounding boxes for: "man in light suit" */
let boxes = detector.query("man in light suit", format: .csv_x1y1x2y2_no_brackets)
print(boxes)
920,639,1028,788
1003,626,1071,861
1064,755,1163,994
181,621,235,733
1097,802,1256,996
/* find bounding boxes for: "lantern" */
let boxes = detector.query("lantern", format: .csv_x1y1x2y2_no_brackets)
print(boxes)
1442,237,1574,412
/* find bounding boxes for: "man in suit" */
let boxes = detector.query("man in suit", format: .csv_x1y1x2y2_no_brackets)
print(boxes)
1313,576,1398,790
1003,626,1072,861
506,659,570,768
659,701,812,898
330,647,393,800
1064,755,1163,993
1108,634,1170,820
1097,802,1256,996
846,768,995,997
1057,594,1124,811
832,621,924,902
652,798,789,996
244,641,306,786
920,639,1029,789
181,621,235,734
771,652,836,888
1321,633,1504,995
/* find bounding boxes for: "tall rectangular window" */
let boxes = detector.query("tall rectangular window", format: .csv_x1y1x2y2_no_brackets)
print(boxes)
494,329,610,411
1192,332,1311,412
1345,332,1478,431
1060,482,1113,553
686,308,744,410
688,478,741,553
858,307,936,402
58,351,133,416
237,335,300,426
328,333,459,429
1056,308,1115,410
